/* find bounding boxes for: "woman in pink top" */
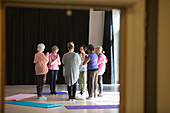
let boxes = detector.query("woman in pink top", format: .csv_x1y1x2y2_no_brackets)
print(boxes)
95,46,108,97
48,45,61,95
33,43,49,99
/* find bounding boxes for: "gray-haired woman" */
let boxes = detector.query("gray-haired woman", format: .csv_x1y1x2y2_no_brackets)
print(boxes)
48,45,61,95
33,43,49,99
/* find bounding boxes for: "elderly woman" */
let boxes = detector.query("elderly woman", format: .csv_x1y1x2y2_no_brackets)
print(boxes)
95,46,108,97
62,42,81,101
33,43,49,99
48,45,61,95
83,44,98,100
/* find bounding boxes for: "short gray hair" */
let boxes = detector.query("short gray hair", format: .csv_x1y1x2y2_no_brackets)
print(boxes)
52,45,59,52
37,43,45,51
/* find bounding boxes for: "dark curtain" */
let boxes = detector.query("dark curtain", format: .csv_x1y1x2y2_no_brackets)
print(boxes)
102,11,115,84
5,7,89,85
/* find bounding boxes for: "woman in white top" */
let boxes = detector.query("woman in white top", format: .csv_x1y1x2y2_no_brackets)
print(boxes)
79,44,87,95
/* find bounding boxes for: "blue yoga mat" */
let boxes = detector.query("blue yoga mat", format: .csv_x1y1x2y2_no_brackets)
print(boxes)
34,92,68,95
56,92,68,94
5,101,63,108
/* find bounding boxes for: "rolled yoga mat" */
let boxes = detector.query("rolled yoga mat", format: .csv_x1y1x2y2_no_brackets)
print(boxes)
5,101,63,108
5,94,37,101
65,105,119,109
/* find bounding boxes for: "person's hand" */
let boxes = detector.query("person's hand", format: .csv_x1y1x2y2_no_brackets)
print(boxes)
46,52,49,57
80,53,82,58
85,55,88,59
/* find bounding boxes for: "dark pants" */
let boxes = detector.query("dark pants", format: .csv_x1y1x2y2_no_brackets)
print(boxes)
87,70,98,98
98,75,103,94
67,82,77,99
37,75,46,96
49,70,58,92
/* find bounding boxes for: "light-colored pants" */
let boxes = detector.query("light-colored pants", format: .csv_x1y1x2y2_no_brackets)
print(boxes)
79,71,87,92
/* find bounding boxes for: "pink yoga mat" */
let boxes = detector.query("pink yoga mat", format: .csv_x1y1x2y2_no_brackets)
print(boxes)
5,94,36,101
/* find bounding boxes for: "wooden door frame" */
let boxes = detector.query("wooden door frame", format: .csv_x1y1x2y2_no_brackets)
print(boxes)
1,0,146,113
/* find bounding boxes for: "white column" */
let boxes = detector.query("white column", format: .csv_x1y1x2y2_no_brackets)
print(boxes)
89,9,105,47
112,10,121,84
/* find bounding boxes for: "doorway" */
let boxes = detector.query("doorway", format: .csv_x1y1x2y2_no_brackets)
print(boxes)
3,4,120,112
1,0,147,113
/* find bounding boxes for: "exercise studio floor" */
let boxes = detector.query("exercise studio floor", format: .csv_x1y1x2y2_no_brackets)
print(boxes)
5,84,120,113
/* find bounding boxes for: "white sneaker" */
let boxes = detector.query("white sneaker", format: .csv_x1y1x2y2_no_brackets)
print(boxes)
67,99,72,101
72,99,76,102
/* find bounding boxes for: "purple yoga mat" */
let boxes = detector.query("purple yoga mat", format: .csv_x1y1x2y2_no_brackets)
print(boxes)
5,94,36,101
65,105,119,109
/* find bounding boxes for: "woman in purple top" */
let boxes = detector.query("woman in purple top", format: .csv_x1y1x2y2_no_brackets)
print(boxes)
83,44,98,100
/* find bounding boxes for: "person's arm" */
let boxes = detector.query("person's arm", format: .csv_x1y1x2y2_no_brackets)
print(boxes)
62,54,65,65
97,56,104,65
57,55,61,65
77,54,82,66
80,53,85,61
33,54,37,63
42,53,49,64
49,55,58,65
49,59,57,65
83,55,90,65
104,57,108,63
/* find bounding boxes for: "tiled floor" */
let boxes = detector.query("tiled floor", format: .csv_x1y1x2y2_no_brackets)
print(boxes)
5,84,120,113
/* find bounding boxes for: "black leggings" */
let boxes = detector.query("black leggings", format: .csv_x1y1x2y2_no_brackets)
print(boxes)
37,75,46,96
98,75,103,94
67,82,77,99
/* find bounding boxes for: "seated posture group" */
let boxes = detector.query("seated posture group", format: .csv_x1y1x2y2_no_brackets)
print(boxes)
33,42,108,100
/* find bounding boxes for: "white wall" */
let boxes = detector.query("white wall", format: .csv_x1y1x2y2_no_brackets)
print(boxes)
88,9,105,47
157,0,170,112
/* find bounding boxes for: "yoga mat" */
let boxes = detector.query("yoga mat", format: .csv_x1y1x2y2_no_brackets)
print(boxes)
34,92,50,95
5,101,63,108
34,92,68,95
56,92,68,94
65,105,119,109
5,94,37,101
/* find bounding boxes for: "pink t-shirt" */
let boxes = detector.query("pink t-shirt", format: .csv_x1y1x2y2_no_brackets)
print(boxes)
33,52,49,75
48,53,61,70
97,54,108,75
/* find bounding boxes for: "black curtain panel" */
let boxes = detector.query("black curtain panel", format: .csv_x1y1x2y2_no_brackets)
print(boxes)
5,7,89,85
102,11,115,84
